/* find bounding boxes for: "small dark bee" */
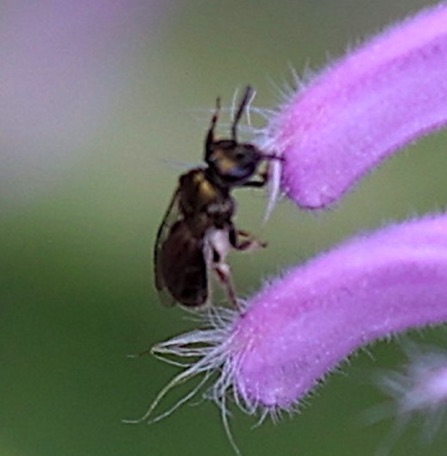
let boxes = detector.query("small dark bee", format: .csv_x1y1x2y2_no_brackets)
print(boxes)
154,86,279,310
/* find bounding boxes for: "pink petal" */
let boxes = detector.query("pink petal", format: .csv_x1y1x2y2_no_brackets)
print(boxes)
265,3,447,208
233,214,447,410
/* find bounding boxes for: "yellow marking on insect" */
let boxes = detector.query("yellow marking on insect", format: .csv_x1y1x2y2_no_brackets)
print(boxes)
200,178,217,200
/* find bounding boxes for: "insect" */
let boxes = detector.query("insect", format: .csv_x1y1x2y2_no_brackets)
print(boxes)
154,86,280,310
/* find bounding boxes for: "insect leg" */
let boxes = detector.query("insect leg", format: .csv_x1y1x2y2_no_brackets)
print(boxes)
212,258,240,311
242,162,269,188
207,228,241,310
242,154,285,187
229,225,267,252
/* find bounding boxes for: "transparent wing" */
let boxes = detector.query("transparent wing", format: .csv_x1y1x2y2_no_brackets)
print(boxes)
153,187,181,307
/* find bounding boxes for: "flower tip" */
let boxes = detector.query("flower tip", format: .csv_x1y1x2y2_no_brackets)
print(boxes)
266,3,447,209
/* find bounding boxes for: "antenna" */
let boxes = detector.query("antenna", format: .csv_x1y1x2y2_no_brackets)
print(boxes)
231,86,253,141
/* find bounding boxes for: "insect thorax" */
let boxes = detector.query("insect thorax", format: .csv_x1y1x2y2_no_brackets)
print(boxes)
178,169,235,229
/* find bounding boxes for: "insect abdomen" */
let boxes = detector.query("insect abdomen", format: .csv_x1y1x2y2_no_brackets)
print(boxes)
159,221,208,307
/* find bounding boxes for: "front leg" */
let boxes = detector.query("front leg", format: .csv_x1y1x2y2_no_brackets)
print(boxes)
242,167,268,188
243,154,284,187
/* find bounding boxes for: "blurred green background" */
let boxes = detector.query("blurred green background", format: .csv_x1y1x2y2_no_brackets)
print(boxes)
2,1,447,455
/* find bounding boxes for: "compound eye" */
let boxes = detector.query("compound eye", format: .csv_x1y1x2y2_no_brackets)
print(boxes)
221,146,259,182
236,145,261,165
234,150,246,161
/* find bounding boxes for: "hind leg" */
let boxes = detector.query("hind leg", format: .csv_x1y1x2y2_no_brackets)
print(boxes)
229,226,268,252
213,227,266,311
207,228,242,311
212,259,241,311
